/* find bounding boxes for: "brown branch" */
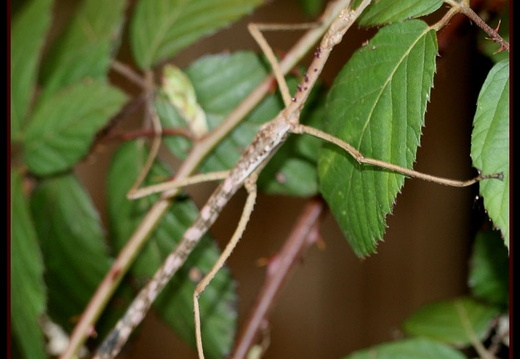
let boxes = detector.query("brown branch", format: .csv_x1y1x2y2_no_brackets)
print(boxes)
437,0,509,53
230,197,326,359
111,60,147,89
460,4,509,52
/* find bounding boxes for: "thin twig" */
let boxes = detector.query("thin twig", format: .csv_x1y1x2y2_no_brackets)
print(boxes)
127,70,165,197
111,127,194,141
441,0,509,52
231,197,325,359
111,60,147,88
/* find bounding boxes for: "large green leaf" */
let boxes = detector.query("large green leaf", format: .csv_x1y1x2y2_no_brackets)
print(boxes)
30,173,113,333
23,80,126,176
40,0,127,99
11,170,47,359
358,0,443,26
343,337,465,359
318,20,437,256
130,0,262,69
471,59,509,248
11,0,53,141
157,51,323,196
107,140,237,358
468,230,509,308
403,297,499,346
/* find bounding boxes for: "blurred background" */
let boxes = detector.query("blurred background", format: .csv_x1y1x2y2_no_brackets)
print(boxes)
28,0,499,357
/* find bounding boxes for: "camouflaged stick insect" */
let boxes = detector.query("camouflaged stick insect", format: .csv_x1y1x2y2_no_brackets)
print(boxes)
94,0,502,358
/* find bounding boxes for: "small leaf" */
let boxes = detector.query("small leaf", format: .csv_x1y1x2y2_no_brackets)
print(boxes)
319,20,437,256
471,59,509,248
11,0,53,141
40,0,127,98
23,80,126,176
468,230,509,308
359,0,443,26
161,65,209,137
403,296,499,346
343,337,466,359
11,170,47,359
130,0,262,69
30,173,113,333
107,141,237,358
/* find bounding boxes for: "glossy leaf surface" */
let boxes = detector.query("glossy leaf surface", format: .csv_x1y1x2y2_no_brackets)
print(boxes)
359,0,443,26
130,0,261,69
319,20,437,256
40,0,126,99
471,59,509,248
23,81,126,176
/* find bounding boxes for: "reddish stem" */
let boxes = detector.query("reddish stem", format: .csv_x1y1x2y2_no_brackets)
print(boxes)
230,197,326,359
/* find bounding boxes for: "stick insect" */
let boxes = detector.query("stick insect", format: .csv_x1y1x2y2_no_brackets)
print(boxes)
93,0,501,358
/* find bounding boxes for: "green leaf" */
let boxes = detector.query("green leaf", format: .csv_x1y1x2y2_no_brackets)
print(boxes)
403,297,499,346
130,0,262,69
318,20,437,256
471,59,509,248
11,170,47,359
157,52,269,165
359,0,443,26
30,173,113,333
295,0,325,17
343,337,465,359
162,64,209,137
11,0,53,141
23,80,126,176
189,52,280,173
468,230,509,308
158,51,323,197
107,140,237,358
40,0,127,99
